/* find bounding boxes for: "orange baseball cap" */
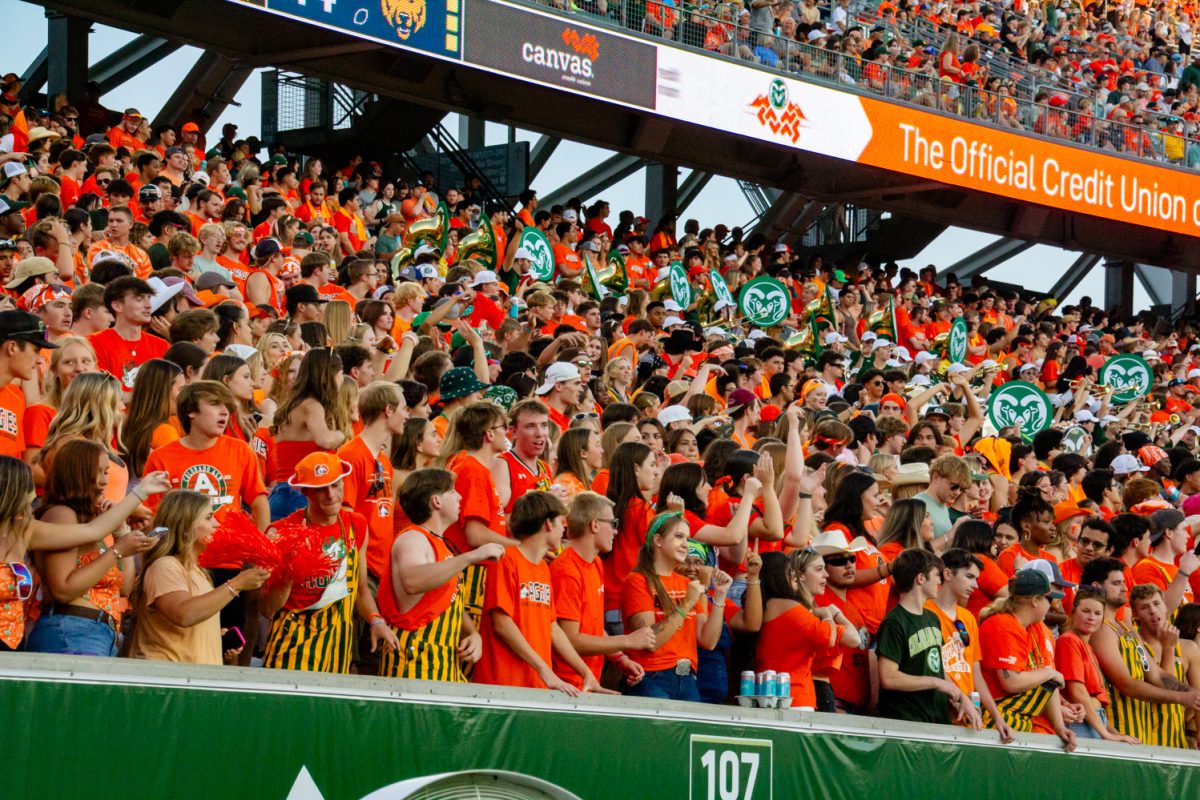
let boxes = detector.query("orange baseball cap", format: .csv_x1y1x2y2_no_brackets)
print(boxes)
1053,501,1089,525
181,122,200,133
288,452,352,488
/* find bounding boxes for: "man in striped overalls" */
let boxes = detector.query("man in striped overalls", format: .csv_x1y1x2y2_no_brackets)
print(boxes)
261,452,400,673
1086,557,1200,746
378,468,504,681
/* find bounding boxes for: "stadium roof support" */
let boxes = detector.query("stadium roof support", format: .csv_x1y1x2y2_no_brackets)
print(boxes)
645,162,678,226
1105,261,1134,319
540,154,644,209
528,136,560,182
18,48,48,104
754,193,818,242
676,171,712,215
1134,264,1170,308
46,11,88,103
89,35,180,95
1047,253,1101,300
1172,269,1196,321
940,237,1035,283
153,52,251,136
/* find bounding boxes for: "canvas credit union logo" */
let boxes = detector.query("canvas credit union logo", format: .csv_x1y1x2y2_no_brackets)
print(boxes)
750,78,806,144
520,27,599,83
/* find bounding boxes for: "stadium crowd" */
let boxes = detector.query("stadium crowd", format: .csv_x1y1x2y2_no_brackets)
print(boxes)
550,0,1200,165
3,69,1200,753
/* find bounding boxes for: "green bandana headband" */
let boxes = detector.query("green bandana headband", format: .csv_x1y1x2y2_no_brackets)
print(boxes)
646,511,685,546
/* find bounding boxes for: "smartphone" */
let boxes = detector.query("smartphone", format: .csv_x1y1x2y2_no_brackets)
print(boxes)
222,626,245,651
146,526,169,538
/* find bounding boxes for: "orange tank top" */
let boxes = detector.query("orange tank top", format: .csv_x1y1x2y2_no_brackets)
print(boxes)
376,525,459,630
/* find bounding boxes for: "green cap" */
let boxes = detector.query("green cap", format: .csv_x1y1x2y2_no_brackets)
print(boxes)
484,385,517,410
438,366,490,402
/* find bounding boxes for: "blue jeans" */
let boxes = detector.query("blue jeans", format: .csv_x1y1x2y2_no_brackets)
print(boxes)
1070,706,1108,740
268,482,306,521
623,668,701,702
26,612,117,656
727,578,747,608
604,609,624,637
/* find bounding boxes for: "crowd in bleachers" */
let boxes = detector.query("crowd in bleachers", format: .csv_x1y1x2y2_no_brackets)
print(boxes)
4,66,1200,753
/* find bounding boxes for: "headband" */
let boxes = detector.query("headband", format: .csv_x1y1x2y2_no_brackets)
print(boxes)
646,511,684,546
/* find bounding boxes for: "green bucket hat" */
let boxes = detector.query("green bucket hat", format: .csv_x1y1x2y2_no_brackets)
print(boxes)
439,366,490,402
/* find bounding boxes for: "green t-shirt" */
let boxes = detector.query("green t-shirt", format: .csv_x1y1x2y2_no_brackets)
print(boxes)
913,491,953,538
875,604,948,725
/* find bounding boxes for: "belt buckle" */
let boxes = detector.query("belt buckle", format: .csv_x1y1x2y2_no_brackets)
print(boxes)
674,658,692,676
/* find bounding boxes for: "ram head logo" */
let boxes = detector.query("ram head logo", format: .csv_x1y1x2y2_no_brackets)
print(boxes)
992,386,1050,435
382,0,427,40
742,284,788,325
1103,361,1151,398
949,323,967,360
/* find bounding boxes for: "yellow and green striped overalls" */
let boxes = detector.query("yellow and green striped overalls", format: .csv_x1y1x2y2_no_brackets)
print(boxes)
1105,620,1156,745
1142,638,1189,749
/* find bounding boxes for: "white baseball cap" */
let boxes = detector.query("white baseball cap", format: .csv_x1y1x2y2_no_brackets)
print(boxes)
416,264,440,280
747,330,768,341
414,243,440,257
657,405,693,426
704,326,731,339
1074,409,1099,423
662,316,686,328
910,374,932,387
1188,368,1200,380
1143,349,1161,361
536,362,581,395
470,270,499,287
824,331,848,345
947,363,971,375
914,351,938,365
1017,362,1039,373
146,276,185,314
861,331,878,342
663,300,683,313
894,346,912,362
513,246,535,261
561,209,578,222
871,338,893,352
1110,454,1150,475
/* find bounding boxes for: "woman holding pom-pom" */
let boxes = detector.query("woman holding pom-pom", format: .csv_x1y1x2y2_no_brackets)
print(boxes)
128,490,271,665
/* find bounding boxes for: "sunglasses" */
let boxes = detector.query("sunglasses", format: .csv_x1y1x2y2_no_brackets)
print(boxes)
96,179,111,186
948,483,964,493
366,458,386,499
572,412,599,420
7,561,32,602
823,554,855,567
954,619,971,648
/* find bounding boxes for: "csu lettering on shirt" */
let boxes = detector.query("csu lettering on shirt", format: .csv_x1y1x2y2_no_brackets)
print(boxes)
908,626,942,657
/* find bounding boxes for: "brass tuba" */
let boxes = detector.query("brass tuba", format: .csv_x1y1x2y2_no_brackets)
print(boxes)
595,250,628,295
454,217,498,270
392,201,449,275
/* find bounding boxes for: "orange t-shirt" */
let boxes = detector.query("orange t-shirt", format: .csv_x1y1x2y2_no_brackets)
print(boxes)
553,244,583,278
318,283,356,306
1132,556,1193,604
926,600,981,699
966,553,1009,619
817,587,876,708
603,497,653,611
980,612,1055,735
590,469,610,496
997,542,1056,577
473,546,556,688
338,436,395,581
443,451,506,556
151,417,184,450
621,569,708,672
1055,630,1109,706
21,402,54,451
216,255,251,295
89,328,169,392
550,546,605,688
87,240,151,279
0,384,26,458
142,435,267,521
756,603,840,708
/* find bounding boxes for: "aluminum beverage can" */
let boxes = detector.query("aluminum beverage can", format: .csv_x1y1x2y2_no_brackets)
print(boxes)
760,669,777,697
740,671,756,697
777,672,791,698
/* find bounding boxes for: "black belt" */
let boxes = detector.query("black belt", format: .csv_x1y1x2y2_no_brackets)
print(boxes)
47,603,118,633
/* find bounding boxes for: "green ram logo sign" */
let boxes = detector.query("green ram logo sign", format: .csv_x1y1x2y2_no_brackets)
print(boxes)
738,276,790,327
1099,354,1152,405
988,380,1053,441
519,227,555,282
669,261,692,307
949,318,968,363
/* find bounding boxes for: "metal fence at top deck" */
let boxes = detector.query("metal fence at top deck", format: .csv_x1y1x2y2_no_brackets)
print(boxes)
523,0,1200,171
272,72,371,133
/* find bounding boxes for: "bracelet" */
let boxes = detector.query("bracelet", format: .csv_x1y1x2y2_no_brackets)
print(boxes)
1183,571,1194,579
132,487,148,503
370,618,388,627
712,601,726,608
226,583,240,598
799,492,813,499
673,605,687,619
745,580,761,586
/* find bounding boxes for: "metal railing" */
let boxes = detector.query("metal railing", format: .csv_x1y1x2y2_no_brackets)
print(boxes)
525,1,1200,171
269,71,373,133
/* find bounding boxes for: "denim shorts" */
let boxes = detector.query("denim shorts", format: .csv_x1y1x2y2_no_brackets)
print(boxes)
26,612,117,657
603,609,624,637
1069,706,1108,740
